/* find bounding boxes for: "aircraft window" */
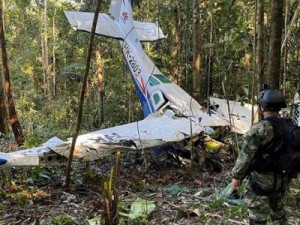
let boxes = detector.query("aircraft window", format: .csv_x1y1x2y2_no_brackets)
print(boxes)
153,93,161,104
153,74,172,84
149,76,160,86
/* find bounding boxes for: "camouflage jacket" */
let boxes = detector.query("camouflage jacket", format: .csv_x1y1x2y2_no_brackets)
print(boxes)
231,114,289,191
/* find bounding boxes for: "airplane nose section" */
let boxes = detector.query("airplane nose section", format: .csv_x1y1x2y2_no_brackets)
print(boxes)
0,158,7,165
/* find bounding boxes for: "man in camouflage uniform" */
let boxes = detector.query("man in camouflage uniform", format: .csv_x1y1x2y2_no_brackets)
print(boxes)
231,89,289,225
293,89,300,126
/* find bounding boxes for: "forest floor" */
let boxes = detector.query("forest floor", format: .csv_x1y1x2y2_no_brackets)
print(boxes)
0,141,300,225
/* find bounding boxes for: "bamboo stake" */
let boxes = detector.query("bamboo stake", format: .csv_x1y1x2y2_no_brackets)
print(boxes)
65,0,101,188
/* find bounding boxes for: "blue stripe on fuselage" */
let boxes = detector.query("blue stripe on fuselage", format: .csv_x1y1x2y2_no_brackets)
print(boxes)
0,158,7,165
120,42,154,117
130,76,153,117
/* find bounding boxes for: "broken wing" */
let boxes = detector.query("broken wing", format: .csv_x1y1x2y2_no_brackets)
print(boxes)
0,114,204,166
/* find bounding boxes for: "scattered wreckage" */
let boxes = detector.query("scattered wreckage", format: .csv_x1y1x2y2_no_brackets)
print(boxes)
0,0,259,167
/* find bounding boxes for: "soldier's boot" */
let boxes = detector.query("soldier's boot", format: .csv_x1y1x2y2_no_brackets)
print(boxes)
249,218,267,225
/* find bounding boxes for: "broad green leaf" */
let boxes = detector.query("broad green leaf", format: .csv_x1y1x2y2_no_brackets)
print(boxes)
88,215,101,225
120,198,156,219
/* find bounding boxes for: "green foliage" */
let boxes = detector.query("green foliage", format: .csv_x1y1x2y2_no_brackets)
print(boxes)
43,214,74,225
119,198,156,225
14,192,30,205
13,0,31,10
235,84,250,103
98,153,122,225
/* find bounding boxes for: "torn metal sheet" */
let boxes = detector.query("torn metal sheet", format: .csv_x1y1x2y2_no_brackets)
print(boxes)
210,97,259,134
198,108,229,127
0,113,205,166
0,137,66,166
53,113,204,161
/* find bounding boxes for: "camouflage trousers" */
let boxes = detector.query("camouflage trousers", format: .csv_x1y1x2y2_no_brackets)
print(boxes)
292,103,300,126
244,183,288,225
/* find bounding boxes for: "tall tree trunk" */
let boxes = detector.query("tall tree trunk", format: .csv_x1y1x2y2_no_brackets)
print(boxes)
96,44,105,127
171,0,181,85
257,0,264,91
182,0,191,88
0,74,8,134
52,8,56,96
192,0,201,103
267,0,284,89
0,1,7,134
206,0,214,101
252,0,258,122
42,0,50,95
281,1,300,51
282,0,290,95
282,1,300,94
0,1,23,144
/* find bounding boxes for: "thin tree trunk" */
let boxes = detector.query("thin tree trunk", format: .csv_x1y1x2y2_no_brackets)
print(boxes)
41,32,46,93
257,0,264,91
65,0,101,188
281,1,300,51
183,0,191,88
52,8,56,96
283,0,290,95
192,0,201,103
207,0,214,101
267,0,284,89
43,0,50,95
171,0,181,85
0,75,8,134
0,1,23,144
0,0,7,134
252,0,257,123
96,44,105,127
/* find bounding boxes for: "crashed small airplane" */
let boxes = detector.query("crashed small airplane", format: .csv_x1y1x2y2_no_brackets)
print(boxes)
0,0,257,167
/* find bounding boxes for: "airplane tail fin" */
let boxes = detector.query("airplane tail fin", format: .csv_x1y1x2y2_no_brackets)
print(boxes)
109,0,133,23
64,0,164,42
109,0,134,36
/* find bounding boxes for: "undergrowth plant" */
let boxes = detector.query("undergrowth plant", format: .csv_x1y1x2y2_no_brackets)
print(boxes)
100,152,120,225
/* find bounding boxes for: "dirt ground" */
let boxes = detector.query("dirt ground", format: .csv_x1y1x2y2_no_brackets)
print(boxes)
0,148,299,225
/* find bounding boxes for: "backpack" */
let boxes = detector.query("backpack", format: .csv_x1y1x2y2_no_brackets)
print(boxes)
251,116,300,177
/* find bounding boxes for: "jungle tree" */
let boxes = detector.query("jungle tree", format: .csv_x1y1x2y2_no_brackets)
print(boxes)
0,73,8,134
0,0,24,144
257,0,265,92
192,0,201,103
170,0,181,85
267,0,284,89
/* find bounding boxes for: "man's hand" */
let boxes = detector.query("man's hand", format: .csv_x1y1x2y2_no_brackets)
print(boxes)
231,178,240,189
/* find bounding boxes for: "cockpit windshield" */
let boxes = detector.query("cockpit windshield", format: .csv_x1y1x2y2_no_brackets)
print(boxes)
149,74,172,86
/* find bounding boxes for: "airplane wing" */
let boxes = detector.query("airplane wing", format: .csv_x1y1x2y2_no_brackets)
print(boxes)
53,112,204,161
0,113,204,166
64,11,165,42
64,11,123,39
198,108,229,127
0,137,66,167
133,21,165,41
210,97,259,134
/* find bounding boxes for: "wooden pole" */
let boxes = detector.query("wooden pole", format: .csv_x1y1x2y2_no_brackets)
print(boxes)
65,0,101,188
